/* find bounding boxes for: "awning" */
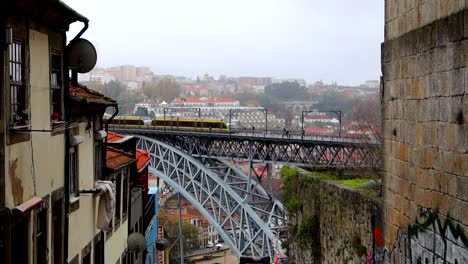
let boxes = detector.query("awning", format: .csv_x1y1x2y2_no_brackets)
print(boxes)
13,196,43,215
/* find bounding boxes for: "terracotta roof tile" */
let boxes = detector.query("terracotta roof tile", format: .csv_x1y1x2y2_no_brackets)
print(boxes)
69,82,117,105
136,149,150,171
107,132,150,171
106,147,135,170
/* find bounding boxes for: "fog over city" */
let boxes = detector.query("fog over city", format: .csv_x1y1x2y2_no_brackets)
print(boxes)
64,0,384,85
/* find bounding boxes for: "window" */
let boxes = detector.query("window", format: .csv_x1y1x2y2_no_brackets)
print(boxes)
122,170,128,219
52,198,64,264
9,38,27,126
50,50,63,122
94,141,103,181
36,208,48,264
94,234,104,264
12,215,29,263
69,146,79,196
114,173,122,226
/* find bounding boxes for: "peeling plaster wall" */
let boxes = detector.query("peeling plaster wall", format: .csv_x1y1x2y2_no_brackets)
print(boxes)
5,29,65,208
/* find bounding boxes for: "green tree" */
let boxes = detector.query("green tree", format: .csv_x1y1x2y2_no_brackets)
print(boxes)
143,77,180,102
314,91,354,118
159,215,200,261
265,81,309,100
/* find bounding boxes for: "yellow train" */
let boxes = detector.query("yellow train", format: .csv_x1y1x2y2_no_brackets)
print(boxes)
151,117,229,132
105,116,230,133
104,116,151,127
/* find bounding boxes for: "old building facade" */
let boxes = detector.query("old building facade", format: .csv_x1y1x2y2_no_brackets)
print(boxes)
0,1,144,263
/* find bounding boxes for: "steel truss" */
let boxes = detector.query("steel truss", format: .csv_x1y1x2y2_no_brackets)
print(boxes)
122,129,380,167
137,136,286,260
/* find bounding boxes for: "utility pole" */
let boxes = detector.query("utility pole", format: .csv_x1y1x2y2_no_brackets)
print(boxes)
178,192,185,264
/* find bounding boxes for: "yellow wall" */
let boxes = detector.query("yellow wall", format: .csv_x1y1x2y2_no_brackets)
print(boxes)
67,123,101,262
5,29,65,207
105,220,128,264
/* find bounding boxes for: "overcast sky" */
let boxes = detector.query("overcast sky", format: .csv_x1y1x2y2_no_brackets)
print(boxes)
64,0,384,85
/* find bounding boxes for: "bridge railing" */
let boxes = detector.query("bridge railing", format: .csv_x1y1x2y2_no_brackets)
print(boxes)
144,193,156,233
108,122,378,144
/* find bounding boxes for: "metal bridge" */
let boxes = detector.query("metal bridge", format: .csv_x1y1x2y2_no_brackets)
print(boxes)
138,136,286,259
116,128,380,260
114,127,380,167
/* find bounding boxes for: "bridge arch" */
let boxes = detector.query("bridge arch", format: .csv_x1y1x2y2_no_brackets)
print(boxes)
136,136,286,259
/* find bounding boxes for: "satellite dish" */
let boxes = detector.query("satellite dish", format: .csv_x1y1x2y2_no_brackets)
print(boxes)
127,233,147,252
67,38,97,73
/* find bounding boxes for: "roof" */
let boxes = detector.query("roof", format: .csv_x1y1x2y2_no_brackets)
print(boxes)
305,115,330,120
69,82,117,106
172,97,237,104
108,132,150,171
136,150,150,172
106,147,135,171
305,127,332,133
9,0,88,30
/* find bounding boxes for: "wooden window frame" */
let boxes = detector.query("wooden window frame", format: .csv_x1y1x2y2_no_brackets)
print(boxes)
9,38,28,128
50,49,64,125
69,146,79,197
94,140,103,181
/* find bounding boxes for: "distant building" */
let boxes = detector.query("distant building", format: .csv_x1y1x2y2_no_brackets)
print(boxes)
271,78,306,86
171,97,240,107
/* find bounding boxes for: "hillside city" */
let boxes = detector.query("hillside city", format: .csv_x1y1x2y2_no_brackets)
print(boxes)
1,1,466,264
83,65,381,137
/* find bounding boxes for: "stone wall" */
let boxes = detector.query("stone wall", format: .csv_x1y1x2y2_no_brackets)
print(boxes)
284,168,381,264
382,0,468,263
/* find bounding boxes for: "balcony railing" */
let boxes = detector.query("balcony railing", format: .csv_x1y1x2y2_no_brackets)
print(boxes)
144,193,156,233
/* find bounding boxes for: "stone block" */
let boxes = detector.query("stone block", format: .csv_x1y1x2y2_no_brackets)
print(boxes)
439,97,451,122
450,68,465,96
445,124,457,150
438,194,450,214
457,176,468,201
430,72,443,97
448,10,465,42
435,16,449,47
465,67,468,94
439,171,451,194
461,40,468,67
414,167,426,188
465,9,468,39
441,70,451,96
425,148,436,168
399,143,410,161
463,201,468,226
455,124,467,153
451,153,465,176
450,96,463,124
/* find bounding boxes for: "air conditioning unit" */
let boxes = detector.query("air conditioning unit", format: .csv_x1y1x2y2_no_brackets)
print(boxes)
94,130,107,140
71,135,85,146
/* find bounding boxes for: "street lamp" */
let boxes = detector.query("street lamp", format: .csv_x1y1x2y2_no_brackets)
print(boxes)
324,110,342,138
163,108,167,131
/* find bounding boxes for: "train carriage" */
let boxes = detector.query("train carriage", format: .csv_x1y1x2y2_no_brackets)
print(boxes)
151,117,229,133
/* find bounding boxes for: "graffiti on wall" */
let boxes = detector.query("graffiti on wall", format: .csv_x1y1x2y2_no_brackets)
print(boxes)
372,210,468,264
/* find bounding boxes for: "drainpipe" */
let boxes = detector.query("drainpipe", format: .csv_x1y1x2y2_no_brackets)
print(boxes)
69,20,88,85
64,18,88,264
103,105,119,176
